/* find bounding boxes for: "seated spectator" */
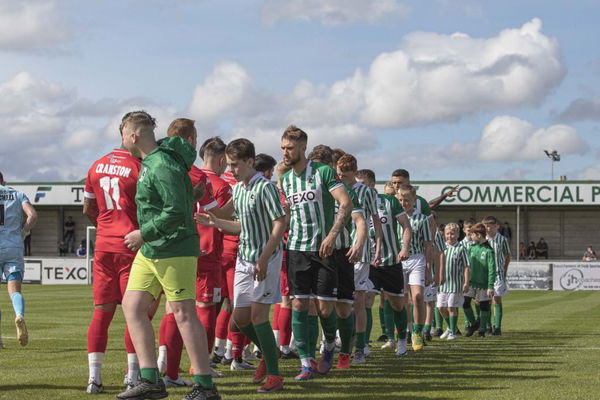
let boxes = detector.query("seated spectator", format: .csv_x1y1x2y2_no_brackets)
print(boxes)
519,241,526,259
76,243,87,258
527,241,536,259
58,241,68,256
582,246,597,262
535,238,549,259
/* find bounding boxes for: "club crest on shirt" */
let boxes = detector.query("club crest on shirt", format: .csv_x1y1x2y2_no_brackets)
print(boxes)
139,167,148,182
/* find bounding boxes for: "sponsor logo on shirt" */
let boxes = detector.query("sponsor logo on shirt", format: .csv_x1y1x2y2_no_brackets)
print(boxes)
286,189,318,207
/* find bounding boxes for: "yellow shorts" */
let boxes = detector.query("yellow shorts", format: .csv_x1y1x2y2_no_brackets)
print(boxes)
126,252,197,302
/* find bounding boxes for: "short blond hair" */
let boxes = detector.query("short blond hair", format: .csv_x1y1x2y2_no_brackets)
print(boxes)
397,184,416,198
444,223,460,233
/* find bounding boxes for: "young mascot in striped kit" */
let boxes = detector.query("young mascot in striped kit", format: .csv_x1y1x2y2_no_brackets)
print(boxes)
195,138,287,393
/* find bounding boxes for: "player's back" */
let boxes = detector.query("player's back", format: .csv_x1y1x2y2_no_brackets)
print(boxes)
84,149,141,254
0,185,28,249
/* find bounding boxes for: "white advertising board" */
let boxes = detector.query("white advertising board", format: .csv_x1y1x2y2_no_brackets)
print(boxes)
553,263,600,291
40,258,88,284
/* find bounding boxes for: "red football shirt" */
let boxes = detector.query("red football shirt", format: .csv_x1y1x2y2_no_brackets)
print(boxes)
189,166,221,263
197,169,233,263
220,171,239,253
84,149,141,254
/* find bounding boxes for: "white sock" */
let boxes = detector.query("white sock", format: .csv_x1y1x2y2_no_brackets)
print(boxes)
88,352,104,384
157,346,167,374
289,333,296,351
224,339,233,360
252,343,259,353
325,340,336,351
273,330,280,346
300,357,312,368
214,338,226,356
280,344,290,354
126,353,140,383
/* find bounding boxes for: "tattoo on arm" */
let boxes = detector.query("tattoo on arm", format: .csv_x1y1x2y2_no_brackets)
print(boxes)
329,202,351,236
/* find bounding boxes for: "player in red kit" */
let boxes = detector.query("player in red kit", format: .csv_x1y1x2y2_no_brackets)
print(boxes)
83,111,143,394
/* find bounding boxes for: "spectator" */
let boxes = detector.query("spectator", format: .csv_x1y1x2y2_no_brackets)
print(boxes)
58,241,68,256
499,222,512,242
527,242,536,260
23,230,32,256
535,238,549,259
582,246,597,262
76,243,86,258
63,216,76,253
519,241,526,259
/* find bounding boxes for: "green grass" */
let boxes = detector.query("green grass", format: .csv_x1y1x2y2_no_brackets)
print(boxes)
1,286,599,399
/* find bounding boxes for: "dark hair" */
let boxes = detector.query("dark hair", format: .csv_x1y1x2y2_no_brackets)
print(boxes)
482,215,499,225
337,154,357,172
471,222,486,237
226,138,255,161
391,169,410,179
254,153,277,173
356,169,376,183
199,136,226,160
308,144,333,165
281,125,308,143
167,118,196,140
331,148,346,166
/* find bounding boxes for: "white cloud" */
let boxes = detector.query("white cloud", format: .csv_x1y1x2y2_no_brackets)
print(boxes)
361,18,565,127
188,61,250,123
478,116,587,161
0,0,68,51
0,71,70,115
261,0,409,26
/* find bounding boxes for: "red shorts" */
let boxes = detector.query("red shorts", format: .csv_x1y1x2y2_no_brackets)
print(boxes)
92,251,135,305
220,250,237,299
280,250,289,296
196,261,222,303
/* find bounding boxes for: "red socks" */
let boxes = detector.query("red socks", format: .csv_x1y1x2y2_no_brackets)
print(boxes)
278,306,292,346
196,305,217,353
272,304,281,331
215,308,232,341
87,309,114,353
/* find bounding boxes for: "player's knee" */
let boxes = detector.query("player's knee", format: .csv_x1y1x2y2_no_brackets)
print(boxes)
95,302,117,313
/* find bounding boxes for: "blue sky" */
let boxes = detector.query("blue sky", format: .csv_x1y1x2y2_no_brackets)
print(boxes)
1,0,599,182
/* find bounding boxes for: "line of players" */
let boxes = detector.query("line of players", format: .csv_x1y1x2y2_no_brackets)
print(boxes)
83,114,510,399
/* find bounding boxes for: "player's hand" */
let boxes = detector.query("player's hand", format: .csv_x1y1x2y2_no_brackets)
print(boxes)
195,211,216,227
254,257,268,281
444,185,459,199
124,230,144,252
486,289,494,298
373,255,382,266
425,269,433,286
319,234,336,258
346,246,362,263
397,248,409,262
21,230,30,241
463,283,469,293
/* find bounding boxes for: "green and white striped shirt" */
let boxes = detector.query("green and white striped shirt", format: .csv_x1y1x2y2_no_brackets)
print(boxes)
352,182,378,263
461,237,475,251
487,232,511,282
375,194,403,266
434,230,446,253
335,184,363,250
439,242,469,293
398,210,431,255
280,161,343,252
233,173,285,262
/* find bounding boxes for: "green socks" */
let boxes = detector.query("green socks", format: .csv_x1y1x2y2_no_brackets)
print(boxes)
238,324,261,350
338,314,354,354
424,324,431,334
193,374,213,389
493,303,503,329
434,307,443,330
365,307,373,343
393,308,408,340
463,306,476,327
355,331,366,353
319,312,337,344
412,324,424,334
379,306,386,335
449,315,458,334
291,310,309,359
383,300,395,339
308,315,319,358
140,368,159,384
480,311,491,333
253,321,280,376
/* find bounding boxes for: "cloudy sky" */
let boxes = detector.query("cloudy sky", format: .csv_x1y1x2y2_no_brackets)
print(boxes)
1,0,600,182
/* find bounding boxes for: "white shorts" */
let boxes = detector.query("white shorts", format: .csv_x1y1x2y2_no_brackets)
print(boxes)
494,279,508,297
466,288,491,302
402,254,426,287
424,285,437,302
437,292,464,308
233,251,283,308
354,262,371,291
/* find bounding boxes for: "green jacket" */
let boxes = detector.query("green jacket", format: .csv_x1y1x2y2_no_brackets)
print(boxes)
468,242,496,290
136,136,199,259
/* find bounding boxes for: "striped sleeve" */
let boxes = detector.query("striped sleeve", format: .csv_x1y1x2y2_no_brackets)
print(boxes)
318,164,343,192
390,196,403,218
421,216,432,242
262,182,286,221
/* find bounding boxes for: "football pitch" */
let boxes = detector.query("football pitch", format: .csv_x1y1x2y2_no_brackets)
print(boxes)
0,286,598,400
